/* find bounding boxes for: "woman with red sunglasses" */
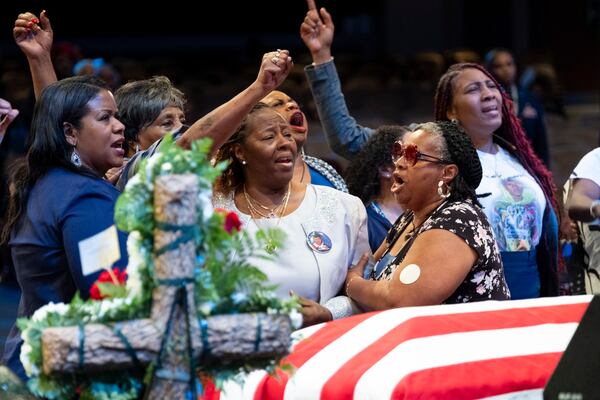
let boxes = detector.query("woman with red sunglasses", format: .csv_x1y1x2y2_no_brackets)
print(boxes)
345,121,509,310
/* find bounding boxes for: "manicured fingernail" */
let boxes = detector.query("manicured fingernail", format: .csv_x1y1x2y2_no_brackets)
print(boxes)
31,18,39,24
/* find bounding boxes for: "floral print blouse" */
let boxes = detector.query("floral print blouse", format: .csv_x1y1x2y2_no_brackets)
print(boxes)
376,200,511,303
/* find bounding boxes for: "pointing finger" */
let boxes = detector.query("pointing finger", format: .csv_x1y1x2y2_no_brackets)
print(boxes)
306,0,317,11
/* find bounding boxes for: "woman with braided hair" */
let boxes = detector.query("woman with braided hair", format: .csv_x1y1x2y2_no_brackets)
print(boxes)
345,122,510,310
434,63,560,299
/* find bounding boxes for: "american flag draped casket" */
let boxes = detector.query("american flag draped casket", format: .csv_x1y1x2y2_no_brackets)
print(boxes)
206,295,591,400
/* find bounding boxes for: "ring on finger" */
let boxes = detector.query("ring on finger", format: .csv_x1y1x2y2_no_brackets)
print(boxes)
271,56,280,65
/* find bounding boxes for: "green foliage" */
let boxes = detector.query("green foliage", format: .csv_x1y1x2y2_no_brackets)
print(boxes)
20,134,299,399
97,282,128,299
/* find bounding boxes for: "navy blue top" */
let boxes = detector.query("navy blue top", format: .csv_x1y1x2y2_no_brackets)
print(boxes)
3,167,128,380
366,202,393,253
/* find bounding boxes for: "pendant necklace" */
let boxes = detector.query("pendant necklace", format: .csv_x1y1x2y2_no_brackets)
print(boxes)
243,183,291,254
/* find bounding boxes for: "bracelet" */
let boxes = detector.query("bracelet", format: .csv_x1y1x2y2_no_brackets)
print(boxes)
591,199,600,219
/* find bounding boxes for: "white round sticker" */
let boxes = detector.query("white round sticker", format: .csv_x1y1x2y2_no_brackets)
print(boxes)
399,264,421,284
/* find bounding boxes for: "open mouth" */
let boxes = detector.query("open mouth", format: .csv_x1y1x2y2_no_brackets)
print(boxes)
290,111,304,127
275,156,293,165
111,139,125,156
390,173,405,192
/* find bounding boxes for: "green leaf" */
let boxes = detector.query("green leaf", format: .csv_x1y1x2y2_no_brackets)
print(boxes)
97,282,128,299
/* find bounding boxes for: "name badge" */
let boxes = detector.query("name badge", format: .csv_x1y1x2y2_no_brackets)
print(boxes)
78,225,121,276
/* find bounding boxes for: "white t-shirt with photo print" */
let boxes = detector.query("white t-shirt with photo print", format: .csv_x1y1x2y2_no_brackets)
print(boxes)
476,145,546,252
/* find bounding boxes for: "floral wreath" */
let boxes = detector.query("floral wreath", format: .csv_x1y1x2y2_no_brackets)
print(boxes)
17,135,300,400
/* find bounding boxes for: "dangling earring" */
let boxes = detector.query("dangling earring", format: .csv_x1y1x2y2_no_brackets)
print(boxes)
450,118,459,125
240,159,247,165
135,143,140,153
71,148,82,167
437,180,451,199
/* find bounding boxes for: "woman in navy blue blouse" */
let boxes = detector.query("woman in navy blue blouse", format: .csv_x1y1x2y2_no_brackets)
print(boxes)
0,75,129,380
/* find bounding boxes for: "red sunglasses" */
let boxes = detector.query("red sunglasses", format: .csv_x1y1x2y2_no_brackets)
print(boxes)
391,141,452,166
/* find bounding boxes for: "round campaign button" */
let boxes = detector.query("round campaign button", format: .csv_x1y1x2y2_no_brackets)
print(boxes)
306,231,332,253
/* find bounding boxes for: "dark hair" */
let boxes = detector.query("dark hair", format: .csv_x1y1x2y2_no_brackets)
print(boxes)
213,102,271,195
115,76,186,153
483,47,513,72
345,125,408,203
433,63,559,215
413,121,483,206
1,76,109,243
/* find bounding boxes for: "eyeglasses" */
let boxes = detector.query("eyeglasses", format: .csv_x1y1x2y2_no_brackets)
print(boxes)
391,141,452,166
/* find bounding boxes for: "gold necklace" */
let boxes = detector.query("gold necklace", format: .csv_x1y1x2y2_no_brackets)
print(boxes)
243,183,292,254
243,184,288,218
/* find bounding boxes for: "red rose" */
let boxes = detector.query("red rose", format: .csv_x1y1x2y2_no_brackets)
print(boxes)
89,267,127,300
224,211,242,234
89,282,103,300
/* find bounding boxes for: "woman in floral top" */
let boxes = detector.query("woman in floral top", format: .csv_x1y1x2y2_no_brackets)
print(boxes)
346,122,510,310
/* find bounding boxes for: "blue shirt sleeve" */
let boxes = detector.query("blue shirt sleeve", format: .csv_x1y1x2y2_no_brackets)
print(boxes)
304,59,375,159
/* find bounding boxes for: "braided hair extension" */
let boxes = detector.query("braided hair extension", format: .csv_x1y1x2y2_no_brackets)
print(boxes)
213,102,270,196
413,121,483,207
345,125,409,203
433,63,559,216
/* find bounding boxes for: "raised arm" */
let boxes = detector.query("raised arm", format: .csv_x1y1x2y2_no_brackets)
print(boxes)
177,50,293,156
0,98,20,146
301,0,374,159
13,10,57,100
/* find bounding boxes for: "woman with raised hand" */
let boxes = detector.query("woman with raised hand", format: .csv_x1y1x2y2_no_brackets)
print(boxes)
13,11,294,187
261,90,347,192
346,122,510,310
213,103,370,326
1,76,129,380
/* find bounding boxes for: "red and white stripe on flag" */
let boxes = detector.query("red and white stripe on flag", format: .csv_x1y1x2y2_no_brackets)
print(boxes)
206,295,591,400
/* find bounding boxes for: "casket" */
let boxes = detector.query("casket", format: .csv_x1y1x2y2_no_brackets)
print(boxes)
211,295,591,399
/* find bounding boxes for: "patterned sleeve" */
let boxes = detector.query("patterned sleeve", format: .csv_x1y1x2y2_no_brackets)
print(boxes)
421,202,497,262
